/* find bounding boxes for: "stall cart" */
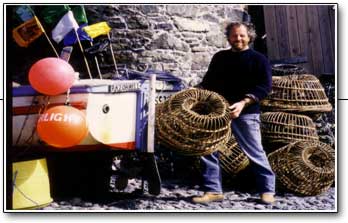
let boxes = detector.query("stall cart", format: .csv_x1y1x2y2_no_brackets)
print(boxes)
10,75,182,206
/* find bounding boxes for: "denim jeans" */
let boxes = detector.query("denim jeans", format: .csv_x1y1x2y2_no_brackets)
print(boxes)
200,113,275,194
200,151,223,193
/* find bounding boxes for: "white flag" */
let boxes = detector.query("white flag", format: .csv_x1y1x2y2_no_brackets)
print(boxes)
52,11,79,43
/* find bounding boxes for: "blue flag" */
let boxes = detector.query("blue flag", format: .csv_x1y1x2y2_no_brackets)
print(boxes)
63,23,92,46
15,5,34,22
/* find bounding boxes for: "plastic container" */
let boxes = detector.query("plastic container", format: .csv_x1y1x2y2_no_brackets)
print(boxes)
12,158,53,209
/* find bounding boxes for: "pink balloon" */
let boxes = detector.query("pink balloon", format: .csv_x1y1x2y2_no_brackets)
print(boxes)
29,57,75,95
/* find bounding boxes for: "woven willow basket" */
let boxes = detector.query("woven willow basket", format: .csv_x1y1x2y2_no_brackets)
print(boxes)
268,141,335,196
272,64,307,76
261,112,319,144
155,88,231,156
218,134,249,176
261,74,332,112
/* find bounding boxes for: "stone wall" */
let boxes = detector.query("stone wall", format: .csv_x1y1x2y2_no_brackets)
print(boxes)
85,5,249,86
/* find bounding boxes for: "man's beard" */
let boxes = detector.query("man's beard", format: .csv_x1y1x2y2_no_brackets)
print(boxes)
231,41,247,51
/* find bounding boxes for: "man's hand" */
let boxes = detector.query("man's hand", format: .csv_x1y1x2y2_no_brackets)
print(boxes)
228,97,254,119
229,101,246,119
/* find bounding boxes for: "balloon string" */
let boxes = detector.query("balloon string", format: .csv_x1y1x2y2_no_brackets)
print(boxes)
41,96,51,113
65,89,71,106
15,94,50,148
23,95,49,144
15,96,37,145
13,96,51,159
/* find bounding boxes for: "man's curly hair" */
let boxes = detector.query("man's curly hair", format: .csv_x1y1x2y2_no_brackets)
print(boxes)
225,22,257,44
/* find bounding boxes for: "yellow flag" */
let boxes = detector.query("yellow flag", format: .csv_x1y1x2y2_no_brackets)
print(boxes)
12,16,44,47
83,22,111,39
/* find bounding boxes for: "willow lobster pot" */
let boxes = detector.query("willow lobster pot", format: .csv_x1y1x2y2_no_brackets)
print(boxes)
260,112,319,145
268,141,335,196
271,64,307,76
155,88,231,156
218,135,249,176
261,74,332,113
12,79,181,152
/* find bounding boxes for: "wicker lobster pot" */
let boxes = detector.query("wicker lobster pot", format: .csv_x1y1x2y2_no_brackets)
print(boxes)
155,88,231,156
268,141,335,196
271,64,307,76
218,134,249,176
261,74,332,113
261,112,319,145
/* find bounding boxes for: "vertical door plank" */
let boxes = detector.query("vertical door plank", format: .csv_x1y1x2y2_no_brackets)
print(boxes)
263,5,280,60
317,5,334,74
275,5,290,59
296,5,313,73
306,5,324,75
286,5,302,58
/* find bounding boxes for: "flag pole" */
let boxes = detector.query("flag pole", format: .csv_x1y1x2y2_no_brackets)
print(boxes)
74,30,93,79
89,41,102,79
107,33,119,76
27,6,59,57
40,27,59,57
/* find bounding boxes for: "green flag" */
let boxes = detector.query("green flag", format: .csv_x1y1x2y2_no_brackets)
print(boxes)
70,5,88,24
40,5,70,26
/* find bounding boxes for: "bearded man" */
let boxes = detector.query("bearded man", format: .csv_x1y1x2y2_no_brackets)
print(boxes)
193,22,276,205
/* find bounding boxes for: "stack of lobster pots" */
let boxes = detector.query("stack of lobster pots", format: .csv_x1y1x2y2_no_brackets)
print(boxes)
155,88,232,156
155,88,250,178
260,66,335,196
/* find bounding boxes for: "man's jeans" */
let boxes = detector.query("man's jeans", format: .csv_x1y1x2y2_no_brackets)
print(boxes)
200,113,275,194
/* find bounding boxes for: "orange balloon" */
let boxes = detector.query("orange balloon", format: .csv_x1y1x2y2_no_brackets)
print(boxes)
29,57,75,96
37,106,88,148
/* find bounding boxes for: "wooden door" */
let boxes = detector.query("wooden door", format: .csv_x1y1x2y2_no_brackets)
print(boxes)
263,5,335,75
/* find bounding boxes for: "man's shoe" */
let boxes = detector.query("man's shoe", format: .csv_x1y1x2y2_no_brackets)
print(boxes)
260,193,275,204
192,192,224,204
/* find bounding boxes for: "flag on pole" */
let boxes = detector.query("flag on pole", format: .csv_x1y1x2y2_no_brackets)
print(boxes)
63,23,92,46
63,6,90,45
84,22,119,76
83,22,111,39
71,5,88,24
14,5,34,22
12,16,44,47
52,11,79,43
40,5,70,26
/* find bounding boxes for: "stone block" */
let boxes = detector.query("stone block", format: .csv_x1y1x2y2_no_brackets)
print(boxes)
166,5,201,18
173,17,210,32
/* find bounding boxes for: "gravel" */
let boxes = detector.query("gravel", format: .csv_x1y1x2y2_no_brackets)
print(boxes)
31,151,336,212
40,178,336,211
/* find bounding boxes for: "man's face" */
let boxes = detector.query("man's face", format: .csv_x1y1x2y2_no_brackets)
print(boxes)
228,25,250,51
